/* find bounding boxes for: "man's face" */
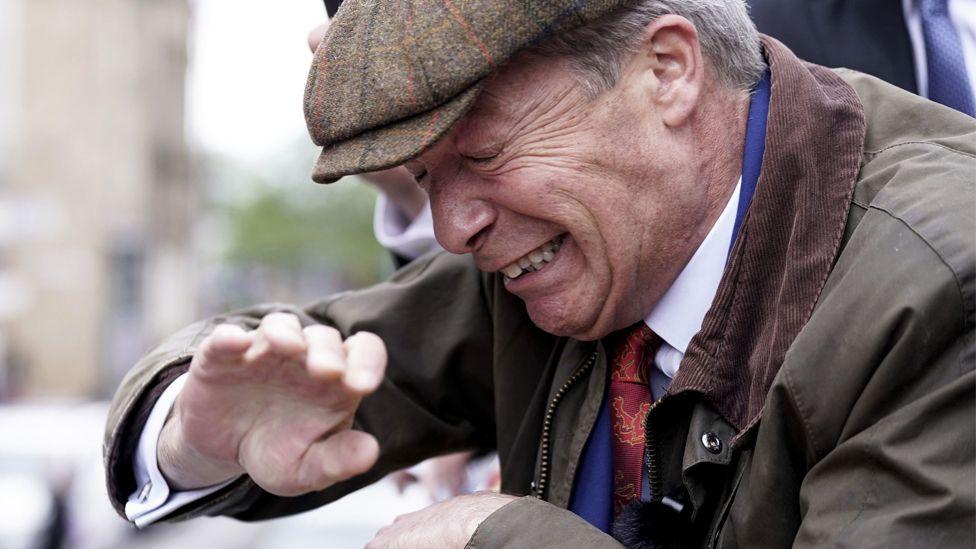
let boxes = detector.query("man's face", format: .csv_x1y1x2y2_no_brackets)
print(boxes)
407,53,711,340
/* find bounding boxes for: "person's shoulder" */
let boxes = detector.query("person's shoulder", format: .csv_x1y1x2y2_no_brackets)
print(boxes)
837,69,975,290
805,74,975,383
837,68,976,164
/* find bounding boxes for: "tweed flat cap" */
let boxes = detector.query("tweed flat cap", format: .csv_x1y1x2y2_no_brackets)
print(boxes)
305,0,630,183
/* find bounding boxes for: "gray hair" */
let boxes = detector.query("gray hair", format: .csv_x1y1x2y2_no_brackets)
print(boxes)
530,0,764,96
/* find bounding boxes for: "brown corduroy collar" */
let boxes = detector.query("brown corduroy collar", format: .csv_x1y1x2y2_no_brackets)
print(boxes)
669,36,867,438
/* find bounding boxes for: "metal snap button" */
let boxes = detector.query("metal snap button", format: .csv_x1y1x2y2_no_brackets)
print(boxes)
701,432,723,454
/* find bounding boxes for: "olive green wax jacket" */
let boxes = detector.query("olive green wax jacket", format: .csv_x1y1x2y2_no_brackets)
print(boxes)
104,38,976,547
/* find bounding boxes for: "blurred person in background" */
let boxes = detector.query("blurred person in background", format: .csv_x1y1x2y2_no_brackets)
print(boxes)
105,0,974,548
749,0,976,116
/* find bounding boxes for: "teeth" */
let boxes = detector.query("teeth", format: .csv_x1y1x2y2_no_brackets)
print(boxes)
502,264,524,278
500,235,565,283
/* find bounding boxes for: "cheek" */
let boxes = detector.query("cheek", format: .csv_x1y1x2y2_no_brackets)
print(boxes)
568,184,641,256
494,161,642,269
490,165,579,220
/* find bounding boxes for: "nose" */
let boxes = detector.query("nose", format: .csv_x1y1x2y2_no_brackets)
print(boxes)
429,179,496,255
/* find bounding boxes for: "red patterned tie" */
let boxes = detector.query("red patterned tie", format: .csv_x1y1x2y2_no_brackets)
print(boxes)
609,323,658,515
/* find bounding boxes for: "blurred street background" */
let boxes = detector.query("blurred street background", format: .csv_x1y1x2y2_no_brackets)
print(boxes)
0,1,425,547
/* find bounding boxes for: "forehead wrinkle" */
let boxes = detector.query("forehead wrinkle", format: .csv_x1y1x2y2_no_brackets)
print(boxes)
458,86,509,134
461,63,589,153
506,84,589,148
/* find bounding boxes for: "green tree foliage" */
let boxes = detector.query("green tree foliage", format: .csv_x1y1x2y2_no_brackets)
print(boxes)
205,144,392,298
222,177,387,282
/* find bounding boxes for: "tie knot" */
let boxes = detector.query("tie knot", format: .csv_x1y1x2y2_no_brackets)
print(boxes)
609,323,659,384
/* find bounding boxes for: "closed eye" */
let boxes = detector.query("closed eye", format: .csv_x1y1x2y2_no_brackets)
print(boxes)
463,153,500,165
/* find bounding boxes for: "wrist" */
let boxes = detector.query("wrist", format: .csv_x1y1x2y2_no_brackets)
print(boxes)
461,492,518,540
157,409,243,490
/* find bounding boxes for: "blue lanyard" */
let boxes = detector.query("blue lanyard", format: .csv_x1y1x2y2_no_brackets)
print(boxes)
730,69,770,253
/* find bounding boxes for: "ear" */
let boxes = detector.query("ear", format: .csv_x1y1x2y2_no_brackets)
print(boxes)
636,15,704,128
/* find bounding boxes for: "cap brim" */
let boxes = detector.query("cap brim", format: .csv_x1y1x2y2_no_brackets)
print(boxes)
311,82,484,183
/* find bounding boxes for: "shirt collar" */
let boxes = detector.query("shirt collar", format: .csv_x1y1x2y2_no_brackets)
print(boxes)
644,177,741,354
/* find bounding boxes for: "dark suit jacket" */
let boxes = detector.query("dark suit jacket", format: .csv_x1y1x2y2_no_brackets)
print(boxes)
325,0,342,18
749,0,918,93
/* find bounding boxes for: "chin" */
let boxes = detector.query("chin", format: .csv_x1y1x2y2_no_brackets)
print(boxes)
525,298,608,341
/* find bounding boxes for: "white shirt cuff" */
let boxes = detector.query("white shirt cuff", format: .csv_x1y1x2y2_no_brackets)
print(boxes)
373,194,441,261
124,373,237,527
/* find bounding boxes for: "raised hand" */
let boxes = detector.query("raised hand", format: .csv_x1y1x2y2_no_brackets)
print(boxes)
156,312,387,496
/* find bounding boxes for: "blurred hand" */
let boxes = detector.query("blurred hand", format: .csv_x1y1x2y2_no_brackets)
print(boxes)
391,451,475,502
367,492,517,549
308,19,331,53
157,313,386,495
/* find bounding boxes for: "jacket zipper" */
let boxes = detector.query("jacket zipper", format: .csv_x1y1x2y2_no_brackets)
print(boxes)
532,350,664,501
531,349,598,500
531,349,668,504
643,397,665,502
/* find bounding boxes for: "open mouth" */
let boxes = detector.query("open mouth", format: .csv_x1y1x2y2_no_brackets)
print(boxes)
500,235,565,284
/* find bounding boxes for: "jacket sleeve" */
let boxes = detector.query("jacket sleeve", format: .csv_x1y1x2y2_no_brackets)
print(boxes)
779,205,974,548
467,497,623,548
103,251,498,522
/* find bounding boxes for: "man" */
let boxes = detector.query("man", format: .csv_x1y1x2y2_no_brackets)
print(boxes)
105,0,975,547
361,0,976,267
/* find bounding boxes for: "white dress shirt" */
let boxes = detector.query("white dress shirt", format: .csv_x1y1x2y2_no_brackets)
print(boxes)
373,194,441,260
902,0,976,98
646,180,741,400
126,178,743,526
124,375,237,527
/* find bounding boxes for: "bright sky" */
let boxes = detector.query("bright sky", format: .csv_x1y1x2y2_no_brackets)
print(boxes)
188,0,326,163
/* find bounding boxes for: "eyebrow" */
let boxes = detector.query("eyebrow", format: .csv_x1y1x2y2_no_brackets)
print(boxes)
454,117,506,157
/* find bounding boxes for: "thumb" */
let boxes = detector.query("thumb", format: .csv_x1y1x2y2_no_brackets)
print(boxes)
286,430,380,496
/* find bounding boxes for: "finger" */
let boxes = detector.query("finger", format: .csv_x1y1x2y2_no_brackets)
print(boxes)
342,332,387,395
295,430,379,493
197,324,254,366
307,19,331,53
304,325,346,381
246,313,307,362
208,324,254,354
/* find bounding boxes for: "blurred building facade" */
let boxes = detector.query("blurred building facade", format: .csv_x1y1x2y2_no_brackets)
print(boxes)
0,0,197,399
